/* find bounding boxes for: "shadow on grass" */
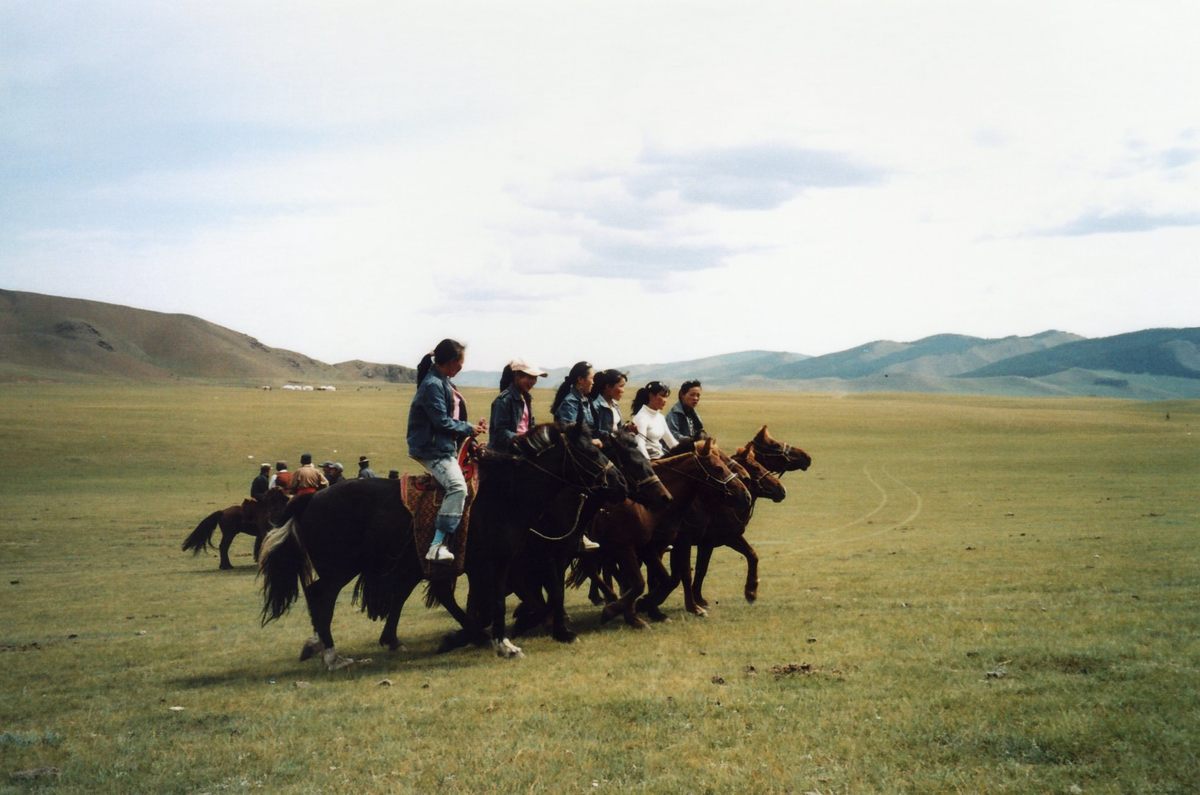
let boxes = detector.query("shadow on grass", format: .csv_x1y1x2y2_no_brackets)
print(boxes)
183,564,260,577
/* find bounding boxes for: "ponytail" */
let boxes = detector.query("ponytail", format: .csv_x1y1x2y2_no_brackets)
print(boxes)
417,338,466,383
498,364,514,392
550,360,593,415
632,380,670,415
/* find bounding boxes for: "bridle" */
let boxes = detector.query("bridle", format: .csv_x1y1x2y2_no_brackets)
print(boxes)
516,427,622,542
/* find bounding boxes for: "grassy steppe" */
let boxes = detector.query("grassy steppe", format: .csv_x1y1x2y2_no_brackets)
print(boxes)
1,384,1197,793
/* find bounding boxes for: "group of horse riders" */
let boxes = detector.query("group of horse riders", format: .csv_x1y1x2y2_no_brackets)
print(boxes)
408,338,707,565
251,456,400,502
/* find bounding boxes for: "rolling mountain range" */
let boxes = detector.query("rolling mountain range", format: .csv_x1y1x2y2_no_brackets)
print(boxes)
1,289,1197,398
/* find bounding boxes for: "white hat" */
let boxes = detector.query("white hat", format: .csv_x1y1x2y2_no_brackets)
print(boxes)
509,358,548,377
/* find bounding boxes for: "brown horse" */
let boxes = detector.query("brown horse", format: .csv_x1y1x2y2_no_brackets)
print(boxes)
687,428,811,609
649,443,786,616
181,487,290,569
579,439,751,629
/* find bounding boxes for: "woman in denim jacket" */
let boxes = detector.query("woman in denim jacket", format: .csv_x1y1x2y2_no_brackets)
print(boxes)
589,368,628,437
407,338,487,563
489,358,547,451
550,361,597,431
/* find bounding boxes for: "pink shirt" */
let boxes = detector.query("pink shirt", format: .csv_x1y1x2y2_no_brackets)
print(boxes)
516,400,531,435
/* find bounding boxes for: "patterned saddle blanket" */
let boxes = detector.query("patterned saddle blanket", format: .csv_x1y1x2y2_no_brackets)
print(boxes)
400,467,478,579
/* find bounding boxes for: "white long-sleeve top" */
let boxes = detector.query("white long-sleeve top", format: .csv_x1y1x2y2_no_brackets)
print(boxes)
633,404,679,460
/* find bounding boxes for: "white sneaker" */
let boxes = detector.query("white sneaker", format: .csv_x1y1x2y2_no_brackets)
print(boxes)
580,534,600,551
425,543,454,563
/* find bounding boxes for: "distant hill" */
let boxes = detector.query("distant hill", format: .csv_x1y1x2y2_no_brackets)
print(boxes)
759,331,1084,380
2,289,1197,398
0,289,416,384
960,328,1200,380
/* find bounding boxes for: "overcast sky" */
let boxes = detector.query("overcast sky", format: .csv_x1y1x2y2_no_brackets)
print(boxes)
2,1,1197,371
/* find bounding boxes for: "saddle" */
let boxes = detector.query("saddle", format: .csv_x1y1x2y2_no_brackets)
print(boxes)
400,445,479,579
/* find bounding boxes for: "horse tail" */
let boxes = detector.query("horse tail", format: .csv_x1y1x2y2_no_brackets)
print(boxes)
566,554,595,590
258,516,313,625
181,510,223,554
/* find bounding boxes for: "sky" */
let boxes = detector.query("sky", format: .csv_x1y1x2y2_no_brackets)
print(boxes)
2,1,1198,372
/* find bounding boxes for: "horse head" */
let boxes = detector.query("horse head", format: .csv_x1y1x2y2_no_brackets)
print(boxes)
604,429,672,510
751,425,812,472
564,422,627,503
733,445,787,503
264,486,292,527
692,437,752,513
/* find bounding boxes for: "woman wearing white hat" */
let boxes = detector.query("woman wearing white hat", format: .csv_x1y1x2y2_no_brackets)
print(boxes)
489,358,548,451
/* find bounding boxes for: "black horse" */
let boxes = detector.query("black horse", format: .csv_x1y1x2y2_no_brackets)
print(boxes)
449,424,632,657
507,429,673,642
258,423,625,668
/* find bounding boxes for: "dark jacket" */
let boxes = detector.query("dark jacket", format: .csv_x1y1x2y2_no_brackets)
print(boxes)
250,473,269,500
592,395,618,436
554,387,595,429
489,385,533,450
407,370,474,460
666,401,704,441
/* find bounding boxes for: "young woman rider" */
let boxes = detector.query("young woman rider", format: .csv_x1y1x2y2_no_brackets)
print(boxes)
631,380,679,461
589,368,628,437
407,338,487,563
489,358,547,451
666,379,705,442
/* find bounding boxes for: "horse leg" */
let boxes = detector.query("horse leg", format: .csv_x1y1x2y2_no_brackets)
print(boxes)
217,522,236,570
252,531,265,562
302,573,356,670
675,543,706,616
490,556,524,659
727,535,760,603
693,545,714,608
602,547,647,629
377,560,423,652
636,548,676,622
545,552,576,643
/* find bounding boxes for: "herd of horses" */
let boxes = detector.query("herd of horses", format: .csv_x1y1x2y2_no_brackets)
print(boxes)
182,425,811,669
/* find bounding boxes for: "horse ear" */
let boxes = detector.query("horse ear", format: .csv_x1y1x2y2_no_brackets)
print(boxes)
756,425,768,440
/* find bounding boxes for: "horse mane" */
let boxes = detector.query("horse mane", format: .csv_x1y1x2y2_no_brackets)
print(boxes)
511,423,561,457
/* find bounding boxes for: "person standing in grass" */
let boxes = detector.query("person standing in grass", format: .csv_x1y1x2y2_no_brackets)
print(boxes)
407,338,487,564
356,456,376,479
250,463,271,500
666,380,705,442
290,453,328,496
632,381,679,460
490,358,547,451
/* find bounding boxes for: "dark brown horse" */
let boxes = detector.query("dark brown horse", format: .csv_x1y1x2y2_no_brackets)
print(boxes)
644,443,787,616
181,487,290,569
687,427,811,609
577,439,751,629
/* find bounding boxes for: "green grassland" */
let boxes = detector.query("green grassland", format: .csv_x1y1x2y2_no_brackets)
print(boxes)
1,384,1197,793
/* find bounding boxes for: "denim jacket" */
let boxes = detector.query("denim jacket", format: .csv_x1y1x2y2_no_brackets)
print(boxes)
666,400,703,441
407,370,474,460
489,385,533,450
591,395,620,436
555,387,595,429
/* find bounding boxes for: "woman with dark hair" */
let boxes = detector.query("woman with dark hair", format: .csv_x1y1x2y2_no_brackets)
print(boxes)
631,380,679,460
666,379,705,442
407,338,487,563
489,358,547,451
551,361,596,430
590,368,628,436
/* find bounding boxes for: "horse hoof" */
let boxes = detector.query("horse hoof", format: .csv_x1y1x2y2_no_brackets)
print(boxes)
552,627,577,644
694,596,709,608
220,563,233,571
644,606,669,622
492,638,524,659
599,605,617,624
628,616,649,630
379,637,405,652
322,647,354,671
689,606,709,618
745,591,758,603
299,635,325,662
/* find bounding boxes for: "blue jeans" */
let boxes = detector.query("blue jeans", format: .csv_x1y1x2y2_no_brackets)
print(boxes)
416,455,467,534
